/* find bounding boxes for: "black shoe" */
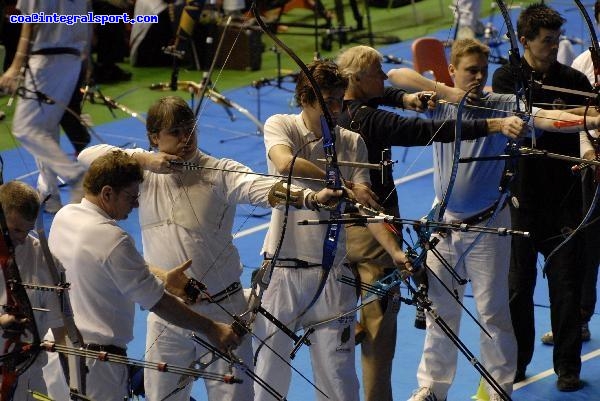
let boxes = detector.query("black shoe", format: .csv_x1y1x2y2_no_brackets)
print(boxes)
514,368,526,383
556,373,583,392
582,322,591,342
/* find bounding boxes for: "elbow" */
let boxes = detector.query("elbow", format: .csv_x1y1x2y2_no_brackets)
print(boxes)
387,69,402,87
270,158,294,175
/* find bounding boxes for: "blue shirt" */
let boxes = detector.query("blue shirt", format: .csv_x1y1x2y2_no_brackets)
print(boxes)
429,92,536,218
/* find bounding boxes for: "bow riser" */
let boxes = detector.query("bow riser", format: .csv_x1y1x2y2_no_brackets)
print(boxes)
0,227,40,400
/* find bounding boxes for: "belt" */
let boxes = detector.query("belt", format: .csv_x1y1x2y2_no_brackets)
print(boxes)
199,281,242,303
454,200,507,226
85,343,127,356
264,257,321,268
31,47,80,56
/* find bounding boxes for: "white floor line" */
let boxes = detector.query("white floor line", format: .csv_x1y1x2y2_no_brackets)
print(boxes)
233,222,270,239
513,348,600,390
15,170,39,181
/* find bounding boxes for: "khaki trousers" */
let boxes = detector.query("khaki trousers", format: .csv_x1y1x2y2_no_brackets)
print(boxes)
346,225,400,401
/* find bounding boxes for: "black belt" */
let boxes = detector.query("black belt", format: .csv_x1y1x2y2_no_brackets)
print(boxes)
85,343,127,356
455,200,507,226
264,257,321,268
433,200,507,235
200,281,242,303
31,47,80,56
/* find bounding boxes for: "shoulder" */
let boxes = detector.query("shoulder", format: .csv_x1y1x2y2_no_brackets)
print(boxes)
556,62,589,80
265,114,299,128
492,64,511,77
54,202,117,237
572,49,591,66
264,114,303,137
337,127,367,157
338,126,365,146
560,63,593,90
52,203,81,222
15,235,41,263
216,157,254,174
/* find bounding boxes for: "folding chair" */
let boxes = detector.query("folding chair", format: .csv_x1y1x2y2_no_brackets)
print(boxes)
411,37,454,87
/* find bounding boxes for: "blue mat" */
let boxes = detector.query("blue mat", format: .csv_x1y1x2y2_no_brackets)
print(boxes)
2,1,600,399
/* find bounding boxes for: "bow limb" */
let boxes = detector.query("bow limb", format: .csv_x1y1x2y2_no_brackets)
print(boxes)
195,288,328,398
192,15,233,118
573,0,600,91
494,0,529,115
542,0,600,270
34,201,87,396
0,162,41,400
250,3,334,130
251,3,342,320
435,86,475,222
189,333,289,400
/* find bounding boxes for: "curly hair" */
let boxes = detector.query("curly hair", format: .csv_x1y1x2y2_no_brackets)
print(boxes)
517,3,565,41
294,59,348,107
83,150,144,196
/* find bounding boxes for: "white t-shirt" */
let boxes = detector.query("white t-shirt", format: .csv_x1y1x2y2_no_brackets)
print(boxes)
49,199,164,348
17,0,89,54
261,113,370,263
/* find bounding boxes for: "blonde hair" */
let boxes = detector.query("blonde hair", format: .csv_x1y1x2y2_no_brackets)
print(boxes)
450,38,490,67
336,45,382,83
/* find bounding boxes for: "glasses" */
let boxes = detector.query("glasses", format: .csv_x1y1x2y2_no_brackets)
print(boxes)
121,189,140,202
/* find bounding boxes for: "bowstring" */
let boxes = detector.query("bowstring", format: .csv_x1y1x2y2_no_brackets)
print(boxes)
142,11,330,395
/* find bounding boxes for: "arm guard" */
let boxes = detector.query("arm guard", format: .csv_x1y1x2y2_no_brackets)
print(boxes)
267,180,308,209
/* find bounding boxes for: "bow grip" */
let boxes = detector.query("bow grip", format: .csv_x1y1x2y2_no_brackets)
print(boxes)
320,116,342,190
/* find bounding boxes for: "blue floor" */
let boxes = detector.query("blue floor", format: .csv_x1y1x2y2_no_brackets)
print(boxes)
3,1,600,399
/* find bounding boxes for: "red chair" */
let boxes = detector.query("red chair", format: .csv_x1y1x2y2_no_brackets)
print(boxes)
411,37,454,87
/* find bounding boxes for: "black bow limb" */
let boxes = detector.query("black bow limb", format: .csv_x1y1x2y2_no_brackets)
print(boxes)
189,333,287,401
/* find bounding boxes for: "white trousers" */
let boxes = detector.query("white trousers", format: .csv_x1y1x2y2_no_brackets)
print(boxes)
253,263,359,401
144,290,254,401
85,357,129,401
416,208,517,399
454,0,481,29
12,54,86,198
